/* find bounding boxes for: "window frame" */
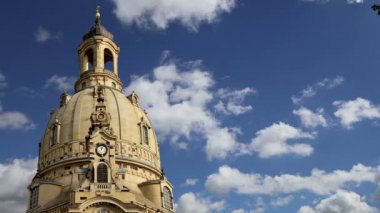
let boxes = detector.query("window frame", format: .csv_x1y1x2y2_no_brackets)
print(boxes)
29,186,39,209
162,186,173,210
49,119,61,147
138,117,151,146
97,163,108,183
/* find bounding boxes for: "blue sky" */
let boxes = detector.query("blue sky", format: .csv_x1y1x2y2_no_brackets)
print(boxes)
1,0,380,212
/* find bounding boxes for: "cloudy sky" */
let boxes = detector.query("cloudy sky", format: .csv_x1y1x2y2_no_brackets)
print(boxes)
1,0,380,212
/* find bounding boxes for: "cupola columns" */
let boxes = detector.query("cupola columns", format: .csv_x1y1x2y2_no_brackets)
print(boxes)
75,6,122,92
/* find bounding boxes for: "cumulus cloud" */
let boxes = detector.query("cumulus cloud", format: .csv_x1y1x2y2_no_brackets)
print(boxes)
124,53,246,160
292,76,344,104
301,0,363,4
298,190,378,213
214,87,255,115
0,112,35,130
232,208,264,213
0,158,38,213
44,75,75,92
271,195,294,207
205,164,378,196
347,0,364,3
176,192,225,213
293,107,327,128
0,73,35,130
34,26,61,43
247,122,315,158
183,178,199,186
333,98,380,128
111,0,237,31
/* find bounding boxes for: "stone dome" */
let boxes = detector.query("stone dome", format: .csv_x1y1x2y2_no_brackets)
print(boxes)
39,86,162,173
28,8,174,213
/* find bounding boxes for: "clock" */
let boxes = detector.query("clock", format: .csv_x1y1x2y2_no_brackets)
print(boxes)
96,144,107,156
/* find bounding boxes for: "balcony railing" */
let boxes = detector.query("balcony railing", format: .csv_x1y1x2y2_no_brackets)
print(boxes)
94,183,111,191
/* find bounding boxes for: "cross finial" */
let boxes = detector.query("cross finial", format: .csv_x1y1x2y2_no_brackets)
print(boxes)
95,5,101,25
372,4,380,15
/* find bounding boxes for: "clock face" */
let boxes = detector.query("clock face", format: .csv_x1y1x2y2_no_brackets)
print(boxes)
96,145,107,156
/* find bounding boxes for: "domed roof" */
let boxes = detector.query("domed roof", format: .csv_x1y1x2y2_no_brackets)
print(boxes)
82,6,114,41
39,86,161,171
28,8,175,213
83,23,114,41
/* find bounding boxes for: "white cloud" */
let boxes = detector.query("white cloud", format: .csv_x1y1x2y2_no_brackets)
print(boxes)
316,76,345,88
271,195,294,207
205,164,378,196
0,111,35,130
298,190,378,213
298,206,317,213
111,0,237,31
124,54,242,160
333,98,380,128
301,0,363,4
0,158,37,213
44,75,75,92
214,87,255,115
232,208,264,213
248,122,315,158
0,73,35,130
293,107,327,128
34,26,61,43
176,192,225,213
292,76,344,104
347,0,364,3
184,178,199,186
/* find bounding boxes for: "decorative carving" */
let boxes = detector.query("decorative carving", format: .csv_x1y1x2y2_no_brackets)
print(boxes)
127,91,139,106
60,92,71,107
90,86,111,130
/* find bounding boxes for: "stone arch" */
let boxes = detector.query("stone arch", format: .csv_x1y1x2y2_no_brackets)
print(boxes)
103,48,114,72
79,197,129,213
81,48,95,72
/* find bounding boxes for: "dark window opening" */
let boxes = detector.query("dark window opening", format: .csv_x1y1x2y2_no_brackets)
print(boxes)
104,48,114,72
97,163,108,183
51,125,57,146
84,49,94,71
142,126,149,145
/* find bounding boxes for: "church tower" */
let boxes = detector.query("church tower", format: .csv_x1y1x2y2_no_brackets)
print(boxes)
27,7,174,213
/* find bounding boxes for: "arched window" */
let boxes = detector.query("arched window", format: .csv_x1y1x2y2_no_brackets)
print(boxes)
83,49,94,71
29,186,39,209
163,186,173,209
50,125,57,146
104,48,113,72
142,126,149,145
97,163,108,183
